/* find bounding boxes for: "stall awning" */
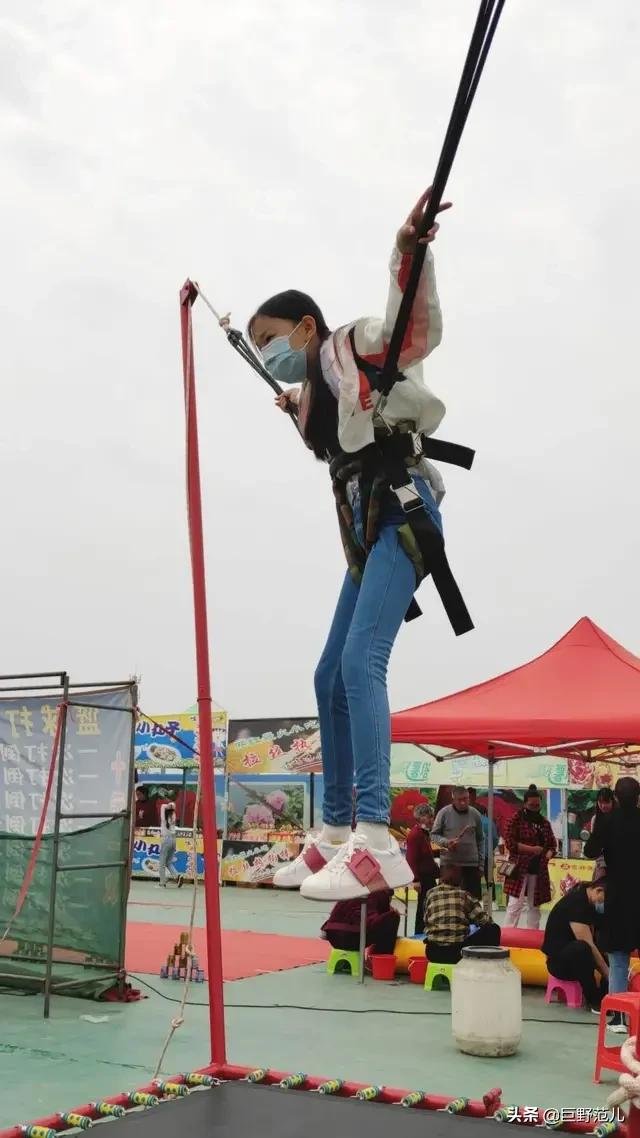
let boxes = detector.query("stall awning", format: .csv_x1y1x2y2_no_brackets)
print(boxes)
391,617,640,760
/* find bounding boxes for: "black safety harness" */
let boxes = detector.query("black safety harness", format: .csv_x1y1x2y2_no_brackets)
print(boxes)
328,329,475,635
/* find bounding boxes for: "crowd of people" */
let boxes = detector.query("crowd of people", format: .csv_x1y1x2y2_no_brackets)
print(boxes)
321,776,640,1032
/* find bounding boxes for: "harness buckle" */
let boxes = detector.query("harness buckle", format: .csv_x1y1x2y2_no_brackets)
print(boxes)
410,431,423,459
393,483,424,514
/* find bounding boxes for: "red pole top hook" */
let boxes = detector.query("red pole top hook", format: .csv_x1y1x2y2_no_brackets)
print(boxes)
180,279,198,308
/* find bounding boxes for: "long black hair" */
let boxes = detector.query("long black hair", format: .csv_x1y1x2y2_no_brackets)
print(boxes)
250,290,339,461
615,776,640,809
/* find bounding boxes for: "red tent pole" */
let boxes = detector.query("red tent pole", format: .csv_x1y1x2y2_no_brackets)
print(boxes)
179,279,226,1065
629,1035,640,1138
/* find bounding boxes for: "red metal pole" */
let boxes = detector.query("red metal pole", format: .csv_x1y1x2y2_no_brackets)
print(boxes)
629,1034,640,1138
179,280,226,1065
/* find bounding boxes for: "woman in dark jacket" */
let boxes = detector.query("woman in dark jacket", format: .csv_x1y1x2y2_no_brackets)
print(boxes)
321,890,400,955
504,785,556,928
585,776,640,1001
406,803,439,935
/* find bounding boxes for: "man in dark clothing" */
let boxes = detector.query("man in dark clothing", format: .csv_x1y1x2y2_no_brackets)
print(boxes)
321,890,400,956
542,880,608,1012
423,865,501,964
584,777,640,1030
406,804,439,935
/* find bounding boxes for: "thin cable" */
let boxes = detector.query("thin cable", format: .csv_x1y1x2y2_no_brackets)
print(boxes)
130,977,603,1025
188,280,303,437
151,767,201,1079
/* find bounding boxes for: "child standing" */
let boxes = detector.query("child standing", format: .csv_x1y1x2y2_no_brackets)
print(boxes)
158,802,183,888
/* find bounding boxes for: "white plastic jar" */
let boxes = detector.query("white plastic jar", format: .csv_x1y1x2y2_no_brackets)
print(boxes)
451,946,522,1057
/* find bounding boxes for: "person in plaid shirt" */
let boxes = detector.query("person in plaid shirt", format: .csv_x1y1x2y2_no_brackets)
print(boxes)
423,865,501,963
504,785,556,928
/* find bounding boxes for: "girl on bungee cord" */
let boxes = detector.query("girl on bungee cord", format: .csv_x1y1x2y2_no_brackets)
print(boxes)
246,187,461,903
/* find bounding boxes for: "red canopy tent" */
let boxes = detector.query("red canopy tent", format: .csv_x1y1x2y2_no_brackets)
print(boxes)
391,617,640,761
391,618,640,911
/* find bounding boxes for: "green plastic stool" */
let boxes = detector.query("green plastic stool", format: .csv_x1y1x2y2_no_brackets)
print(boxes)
424,961,455,991
327,948,360,977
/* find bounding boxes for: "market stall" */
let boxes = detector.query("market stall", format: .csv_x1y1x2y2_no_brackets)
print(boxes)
221,718,322,883
132,709,226,880
391,616,640,908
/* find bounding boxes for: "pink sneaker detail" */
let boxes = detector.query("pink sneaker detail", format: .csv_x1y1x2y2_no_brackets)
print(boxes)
303,844,328,873
347,848,386,893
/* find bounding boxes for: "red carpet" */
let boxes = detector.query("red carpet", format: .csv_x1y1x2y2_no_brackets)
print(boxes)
125,922,329,981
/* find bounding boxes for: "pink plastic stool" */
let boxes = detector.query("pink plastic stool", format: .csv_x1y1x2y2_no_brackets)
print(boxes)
545,974,583,1009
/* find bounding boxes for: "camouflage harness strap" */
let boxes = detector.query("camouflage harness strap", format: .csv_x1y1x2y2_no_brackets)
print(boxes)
329,432,475,635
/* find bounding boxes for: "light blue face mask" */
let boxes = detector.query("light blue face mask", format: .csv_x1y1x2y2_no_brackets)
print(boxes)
260,321,309,386
595,900,605,914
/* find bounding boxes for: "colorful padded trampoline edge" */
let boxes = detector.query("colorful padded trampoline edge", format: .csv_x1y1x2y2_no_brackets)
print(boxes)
0,1073,217,1138
0,1066,629,1137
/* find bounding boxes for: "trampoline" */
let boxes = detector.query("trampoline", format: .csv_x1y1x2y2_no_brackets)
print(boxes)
113,1082,510,1138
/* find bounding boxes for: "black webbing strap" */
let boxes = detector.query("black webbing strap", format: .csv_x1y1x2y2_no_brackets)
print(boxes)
385,458,474,636
377,430,475,471
421,436,475,471
348,327,405,395
379,0,505,397
329,447,474,635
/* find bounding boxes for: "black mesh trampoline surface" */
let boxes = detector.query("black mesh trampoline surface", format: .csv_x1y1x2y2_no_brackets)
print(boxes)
117,1081,506,1137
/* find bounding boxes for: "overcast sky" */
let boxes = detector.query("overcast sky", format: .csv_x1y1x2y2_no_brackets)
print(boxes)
2,1,639,721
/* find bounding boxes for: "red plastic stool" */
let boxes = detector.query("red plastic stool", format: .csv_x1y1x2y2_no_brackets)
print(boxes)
545,975,583,1009
594,993,640,1082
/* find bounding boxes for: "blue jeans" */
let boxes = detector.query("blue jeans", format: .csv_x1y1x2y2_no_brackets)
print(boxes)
315,477,442,825
609,950,630,995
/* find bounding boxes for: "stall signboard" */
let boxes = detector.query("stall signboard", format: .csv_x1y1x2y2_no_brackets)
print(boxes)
226,718,321,775
132,827,205,879
541,857,595,911
220,838,302,884
135,710,227,770
0,689,134,836
390,746,571,789
226,779,305,835
567,752,640,790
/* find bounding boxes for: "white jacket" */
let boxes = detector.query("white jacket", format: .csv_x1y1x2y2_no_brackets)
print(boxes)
293,245,447,500
322,243,445,453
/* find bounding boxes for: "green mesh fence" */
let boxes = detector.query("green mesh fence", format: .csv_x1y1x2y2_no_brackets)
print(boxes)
0,818,128,999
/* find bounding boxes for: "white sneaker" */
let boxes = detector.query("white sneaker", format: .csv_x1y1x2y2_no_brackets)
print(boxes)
272,832,338,889
608,1014,628,1035
300,831,413,902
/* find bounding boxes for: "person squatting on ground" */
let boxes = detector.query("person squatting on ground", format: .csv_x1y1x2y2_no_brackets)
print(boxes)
248,187,457,902
430,786,484,899
158,801,183,888
406,803,439,934
504,785,556,928
542,879,608,1016
422,865,501,964
321,890,401,957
